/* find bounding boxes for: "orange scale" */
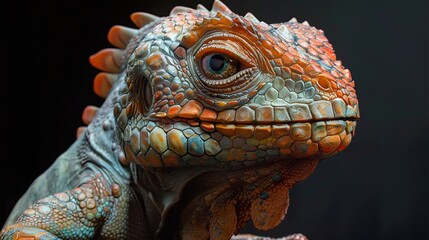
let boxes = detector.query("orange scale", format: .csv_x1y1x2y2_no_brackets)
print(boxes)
320,59,334,68
272,45,284,58
330,70,341,79
342,95,349,105
125,103,135,118
226,100,239,107
343,69,352,80
178,100,204,118
287,47,298,56
281,67,292,75
181,32,199,48
290,64,304,74
304,64,322,77
248,90,258,98
158,99,168,107
326,52,337,61
302,75,311,82
296,58,309,68
339,78,351,88
167,105,181,118
308,47,319,57
154,91,163,101
346,86,355,93
273,58,283,67
316,35,328,42
187,120,200,127
310,38,323,46
313,46,325,55
200,122,215,132
215,101,227,108
321,46,334,53
263,33,277,43
334,60,343,67
260,47,274,59
301,34,311,42
174,92,185,103
209,19,221,25
281,52,296,66
220,16,234,26
262,40,274,51
200,108,217,121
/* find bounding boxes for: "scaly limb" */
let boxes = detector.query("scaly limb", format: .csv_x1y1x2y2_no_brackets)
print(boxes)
1,174,125,240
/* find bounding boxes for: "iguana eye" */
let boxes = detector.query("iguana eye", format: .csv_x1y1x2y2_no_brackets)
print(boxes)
186,32,271,98
201,53,238,79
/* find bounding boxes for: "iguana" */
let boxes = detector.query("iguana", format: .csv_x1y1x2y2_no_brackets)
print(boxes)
1,1,359,239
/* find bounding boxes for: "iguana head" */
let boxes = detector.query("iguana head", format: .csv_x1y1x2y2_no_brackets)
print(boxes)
89,0,358,238
101,3,359,168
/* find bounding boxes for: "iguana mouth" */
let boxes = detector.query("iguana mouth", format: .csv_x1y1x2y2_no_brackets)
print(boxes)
147,98,359,126
145,100,359,142
148,116,358,124
146,117,357,138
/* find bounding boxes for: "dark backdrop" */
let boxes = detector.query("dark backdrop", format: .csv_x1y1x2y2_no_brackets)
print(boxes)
0,0,428,239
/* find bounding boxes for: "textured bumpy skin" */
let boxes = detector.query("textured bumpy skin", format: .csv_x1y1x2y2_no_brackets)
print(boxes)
1,1,359,240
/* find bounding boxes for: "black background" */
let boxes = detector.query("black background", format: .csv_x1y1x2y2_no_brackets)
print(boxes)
0,0,428,239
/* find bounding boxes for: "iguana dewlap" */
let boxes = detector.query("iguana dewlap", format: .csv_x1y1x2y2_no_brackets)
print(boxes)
1,1,359,239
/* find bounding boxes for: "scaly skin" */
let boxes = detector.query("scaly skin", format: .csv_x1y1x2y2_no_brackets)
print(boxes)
1,1,359,239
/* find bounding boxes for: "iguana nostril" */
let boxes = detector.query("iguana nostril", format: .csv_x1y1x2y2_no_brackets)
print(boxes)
316,75,332,91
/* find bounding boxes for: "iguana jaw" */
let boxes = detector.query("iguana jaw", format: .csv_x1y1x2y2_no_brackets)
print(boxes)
133,99,358,166
118,98,357,168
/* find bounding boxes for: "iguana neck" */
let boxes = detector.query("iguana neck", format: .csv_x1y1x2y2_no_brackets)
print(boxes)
132,158,319,240
84,87,131,185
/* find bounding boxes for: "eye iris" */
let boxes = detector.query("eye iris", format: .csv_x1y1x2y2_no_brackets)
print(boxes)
201,53,238,79
209,54,226,73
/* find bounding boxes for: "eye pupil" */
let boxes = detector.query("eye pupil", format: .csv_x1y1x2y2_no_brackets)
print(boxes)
200,53,238,80
209,54,226,72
